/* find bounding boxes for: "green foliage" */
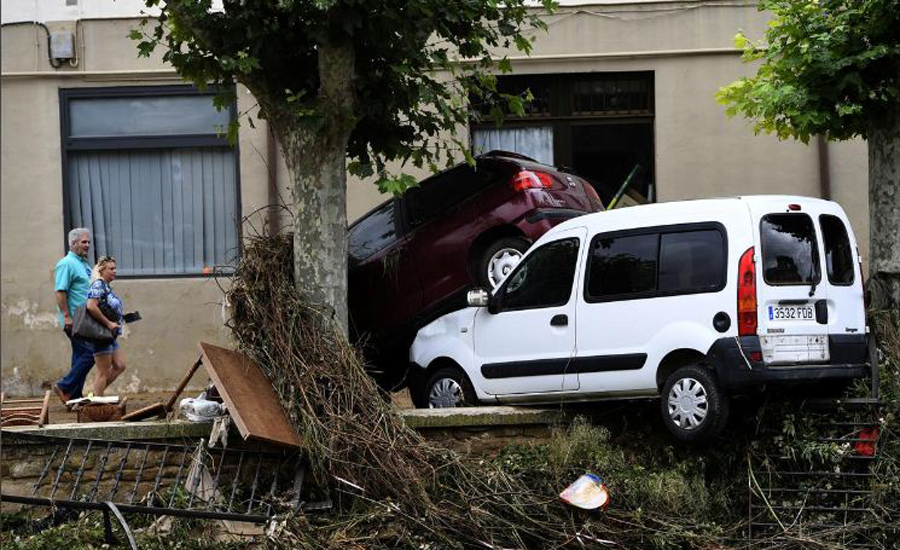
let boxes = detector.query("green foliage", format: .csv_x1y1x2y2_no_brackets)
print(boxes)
717,0,900,142
134,0,558,195
495,416,738,521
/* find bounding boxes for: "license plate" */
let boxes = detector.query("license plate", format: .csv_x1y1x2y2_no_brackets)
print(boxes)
768,305,814,321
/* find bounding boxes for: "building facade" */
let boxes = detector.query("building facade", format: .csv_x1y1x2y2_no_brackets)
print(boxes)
1,0,868,395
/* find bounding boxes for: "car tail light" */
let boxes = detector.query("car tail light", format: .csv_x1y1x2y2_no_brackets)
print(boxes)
738,246,757,336
510,170,553,192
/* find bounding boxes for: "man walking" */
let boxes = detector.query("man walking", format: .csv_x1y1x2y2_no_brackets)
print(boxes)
54,227,95,403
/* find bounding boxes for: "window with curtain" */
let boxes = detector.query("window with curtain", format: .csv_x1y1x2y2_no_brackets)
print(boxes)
470,72,655,204
61,87,239,276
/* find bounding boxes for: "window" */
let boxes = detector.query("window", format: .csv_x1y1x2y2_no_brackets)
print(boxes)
820,215,855,285
658,230,725,292
585,224,727,301
760,214,821,285
61,86,239,276
348,201,398,261
500,238,579,311
471,72,655,204
404,163,495,227
586,233,657,299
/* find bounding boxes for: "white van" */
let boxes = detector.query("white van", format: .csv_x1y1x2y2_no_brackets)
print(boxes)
408,196,870,441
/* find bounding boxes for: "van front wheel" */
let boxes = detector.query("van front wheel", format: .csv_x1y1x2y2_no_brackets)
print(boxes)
420,367,477,408
661,365,728,442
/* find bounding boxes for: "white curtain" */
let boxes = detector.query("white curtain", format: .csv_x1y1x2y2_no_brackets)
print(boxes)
472,126,554,165
68,148,238,275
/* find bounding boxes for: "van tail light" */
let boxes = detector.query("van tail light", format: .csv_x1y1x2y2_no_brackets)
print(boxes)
737,246,758,336
510,170,553,192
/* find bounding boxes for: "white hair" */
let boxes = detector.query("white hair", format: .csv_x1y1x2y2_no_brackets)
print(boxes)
68,227,91,248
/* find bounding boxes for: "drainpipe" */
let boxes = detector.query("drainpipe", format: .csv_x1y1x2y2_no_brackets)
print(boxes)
817,135,831,200
267,123,280,235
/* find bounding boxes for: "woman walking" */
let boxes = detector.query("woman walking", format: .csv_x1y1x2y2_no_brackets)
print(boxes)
86,256,127,396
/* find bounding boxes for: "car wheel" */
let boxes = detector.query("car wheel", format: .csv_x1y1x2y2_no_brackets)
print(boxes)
477,237,530,288
420,367,477,408
660,364,729,443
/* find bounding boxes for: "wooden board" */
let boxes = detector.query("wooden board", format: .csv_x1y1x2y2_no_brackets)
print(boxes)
198,342,302,449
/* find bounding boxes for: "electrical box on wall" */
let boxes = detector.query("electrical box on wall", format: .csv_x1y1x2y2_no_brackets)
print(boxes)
50,32,75,60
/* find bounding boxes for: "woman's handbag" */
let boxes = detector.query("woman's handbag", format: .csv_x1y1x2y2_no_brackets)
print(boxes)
72,305,114,342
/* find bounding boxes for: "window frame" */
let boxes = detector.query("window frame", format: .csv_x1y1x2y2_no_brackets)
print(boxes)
495,237,582,313
59,85,241,279
469,71,656,203
819,214,856,287
583,222,728,303
759,213,822,287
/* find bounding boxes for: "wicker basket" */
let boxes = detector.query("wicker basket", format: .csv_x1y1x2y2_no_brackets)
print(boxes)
76,400,127,423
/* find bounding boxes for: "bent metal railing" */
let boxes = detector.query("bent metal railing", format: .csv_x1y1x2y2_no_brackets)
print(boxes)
2,432,324,547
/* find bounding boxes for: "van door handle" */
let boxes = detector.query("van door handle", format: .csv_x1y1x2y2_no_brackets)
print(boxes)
550,314,568,327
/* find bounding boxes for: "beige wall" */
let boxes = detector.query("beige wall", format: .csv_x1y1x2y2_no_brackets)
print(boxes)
1,2,870,395
1,20,274,394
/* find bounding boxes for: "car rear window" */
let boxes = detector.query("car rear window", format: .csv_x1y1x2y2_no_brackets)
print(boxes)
760,213,821,285
405,164,495,227
820,214,855,285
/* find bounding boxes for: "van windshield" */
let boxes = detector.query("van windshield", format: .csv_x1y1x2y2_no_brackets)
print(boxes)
760,214,821,285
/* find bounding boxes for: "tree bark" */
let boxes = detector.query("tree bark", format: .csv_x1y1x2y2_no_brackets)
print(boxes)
269,41,356,335
867,68,900,310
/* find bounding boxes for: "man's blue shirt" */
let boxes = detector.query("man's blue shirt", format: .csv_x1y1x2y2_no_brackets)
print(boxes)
55,251,92,328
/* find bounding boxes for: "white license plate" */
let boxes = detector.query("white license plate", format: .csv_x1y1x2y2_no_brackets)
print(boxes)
768,305,815,321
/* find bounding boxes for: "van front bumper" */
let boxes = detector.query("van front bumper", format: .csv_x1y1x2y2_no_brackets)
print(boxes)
708,335,869,390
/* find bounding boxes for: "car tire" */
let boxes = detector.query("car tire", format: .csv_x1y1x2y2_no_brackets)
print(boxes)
660,364,729,443
418,366,477,409
477,237,530,288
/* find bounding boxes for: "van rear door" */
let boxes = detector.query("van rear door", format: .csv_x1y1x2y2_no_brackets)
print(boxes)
818,211,867,345
754,205,830,364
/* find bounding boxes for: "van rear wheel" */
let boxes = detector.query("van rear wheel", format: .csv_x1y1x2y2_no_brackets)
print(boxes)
660,365,728,442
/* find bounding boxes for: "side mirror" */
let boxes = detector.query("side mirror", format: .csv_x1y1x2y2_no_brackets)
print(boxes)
467,288,490,307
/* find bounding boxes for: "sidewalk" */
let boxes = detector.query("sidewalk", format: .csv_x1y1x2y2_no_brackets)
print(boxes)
32,388,414,425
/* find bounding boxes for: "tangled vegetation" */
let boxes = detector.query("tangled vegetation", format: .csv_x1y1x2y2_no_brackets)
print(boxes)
3,230,898,549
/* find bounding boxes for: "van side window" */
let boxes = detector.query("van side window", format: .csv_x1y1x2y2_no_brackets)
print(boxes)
820,214,855,285
500,238,580,311
658,230,725,292
348,201,398,261
586,233,658,298
760,214,821,285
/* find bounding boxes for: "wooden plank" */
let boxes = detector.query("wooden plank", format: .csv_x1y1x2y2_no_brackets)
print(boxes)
39,390,51,426
121,402,167,422
198,342,302,449
165,357,202,411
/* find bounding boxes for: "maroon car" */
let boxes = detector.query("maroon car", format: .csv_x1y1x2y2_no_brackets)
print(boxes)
348,150,603,389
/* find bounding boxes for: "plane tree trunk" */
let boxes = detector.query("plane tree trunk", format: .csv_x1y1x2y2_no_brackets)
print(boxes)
867,70,900,310
257,41,356,334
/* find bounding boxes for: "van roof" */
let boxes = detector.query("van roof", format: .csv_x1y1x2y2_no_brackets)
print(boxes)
549,194,841,236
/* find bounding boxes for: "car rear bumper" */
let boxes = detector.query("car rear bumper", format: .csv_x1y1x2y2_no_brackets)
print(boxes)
708,334,869,390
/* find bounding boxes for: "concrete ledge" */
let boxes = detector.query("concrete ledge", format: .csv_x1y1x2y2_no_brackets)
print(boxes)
399,406,567,429
3,420,213,441
2,407,566,441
